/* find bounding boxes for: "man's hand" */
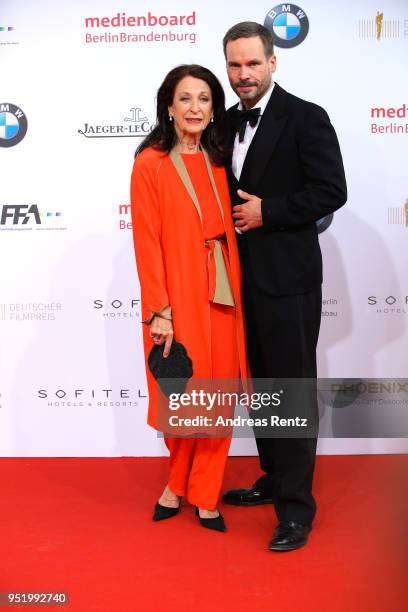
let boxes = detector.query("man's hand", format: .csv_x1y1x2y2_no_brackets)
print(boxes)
232,189,263,232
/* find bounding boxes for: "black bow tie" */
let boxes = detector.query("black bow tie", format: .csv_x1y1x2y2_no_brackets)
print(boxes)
232,107,261,142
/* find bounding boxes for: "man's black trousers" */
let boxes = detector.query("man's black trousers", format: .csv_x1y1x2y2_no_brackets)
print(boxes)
240,240,322,525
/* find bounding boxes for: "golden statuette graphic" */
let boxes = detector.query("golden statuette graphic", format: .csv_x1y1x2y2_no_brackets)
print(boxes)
376,11,384,40
404,199,408,227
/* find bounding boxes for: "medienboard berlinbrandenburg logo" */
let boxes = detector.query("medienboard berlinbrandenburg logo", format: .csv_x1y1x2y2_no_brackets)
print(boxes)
264,4,309,48
358,11,400,39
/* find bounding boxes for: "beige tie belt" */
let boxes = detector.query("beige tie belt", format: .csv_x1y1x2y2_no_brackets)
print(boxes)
205,236,235,308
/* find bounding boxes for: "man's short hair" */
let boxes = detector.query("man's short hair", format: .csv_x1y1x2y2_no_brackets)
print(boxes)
223,21,274,58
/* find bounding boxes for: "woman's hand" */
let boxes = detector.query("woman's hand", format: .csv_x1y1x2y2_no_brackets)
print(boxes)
149,316,174,358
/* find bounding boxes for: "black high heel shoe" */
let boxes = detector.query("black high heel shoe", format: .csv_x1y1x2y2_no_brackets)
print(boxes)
152,498,181,521
195,507,226,532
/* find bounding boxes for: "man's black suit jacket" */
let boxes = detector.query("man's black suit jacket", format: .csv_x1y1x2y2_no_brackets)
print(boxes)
226,82,347,297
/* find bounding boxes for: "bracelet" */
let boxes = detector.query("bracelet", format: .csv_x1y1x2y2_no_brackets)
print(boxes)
152,313,172,322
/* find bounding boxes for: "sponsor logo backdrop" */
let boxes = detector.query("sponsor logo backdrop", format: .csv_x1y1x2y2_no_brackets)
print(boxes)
1,0,407,456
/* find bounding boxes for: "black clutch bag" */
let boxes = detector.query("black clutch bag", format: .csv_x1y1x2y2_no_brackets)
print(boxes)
148,340,193,397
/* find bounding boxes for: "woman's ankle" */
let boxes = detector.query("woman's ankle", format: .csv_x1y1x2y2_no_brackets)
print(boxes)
197,507,219,518
159,485,180,507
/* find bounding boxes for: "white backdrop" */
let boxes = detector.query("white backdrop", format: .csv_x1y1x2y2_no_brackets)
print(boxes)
1,0,407,456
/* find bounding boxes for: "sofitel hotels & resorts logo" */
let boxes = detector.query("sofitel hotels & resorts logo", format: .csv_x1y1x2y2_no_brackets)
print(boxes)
78,107,154,139
367,295,408,315
37,388,147,408
93,298,141,319
84,11,197,45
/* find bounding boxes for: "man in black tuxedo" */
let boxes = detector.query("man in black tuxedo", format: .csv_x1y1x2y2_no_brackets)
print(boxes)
221,22,347,551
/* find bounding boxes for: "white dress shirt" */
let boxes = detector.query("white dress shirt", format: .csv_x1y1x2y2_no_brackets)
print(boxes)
232,82,275,181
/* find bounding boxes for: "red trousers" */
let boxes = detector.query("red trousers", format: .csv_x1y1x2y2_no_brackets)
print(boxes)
164,436,231,510
164,302,239,510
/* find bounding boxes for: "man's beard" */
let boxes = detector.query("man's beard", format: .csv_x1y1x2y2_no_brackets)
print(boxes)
233,77,271,103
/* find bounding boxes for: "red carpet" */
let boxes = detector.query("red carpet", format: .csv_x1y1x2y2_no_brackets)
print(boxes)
1,456,407,611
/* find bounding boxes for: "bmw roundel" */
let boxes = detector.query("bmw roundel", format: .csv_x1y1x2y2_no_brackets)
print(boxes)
0,103,28,147
264,4,309,49
316,214,333,233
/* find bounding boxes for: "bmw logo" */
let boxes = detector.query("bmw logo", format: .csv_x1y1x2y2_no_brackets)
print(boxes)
316,214,333,233
264,4,309,49
0,103,28,148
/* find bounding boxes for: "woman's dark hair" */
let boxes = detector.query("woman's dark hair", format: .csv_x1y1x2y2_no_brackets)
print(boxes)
135,64,227,165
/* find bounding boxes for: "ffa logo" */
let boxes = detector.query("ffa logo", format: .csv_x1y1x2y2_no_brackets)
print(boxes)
264,4,309,48
0,103,28,147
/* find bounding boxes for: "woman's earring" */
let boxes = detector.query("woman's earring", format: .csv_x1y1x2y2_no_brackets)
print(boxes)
210,116,214,122
169,114,173,121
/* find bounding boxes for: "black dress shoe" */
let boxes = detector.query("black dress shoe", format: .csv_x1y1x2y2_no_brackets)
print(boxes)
195,507,226,532
222,485,274,506
268,521,311,551
152,500,180,521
